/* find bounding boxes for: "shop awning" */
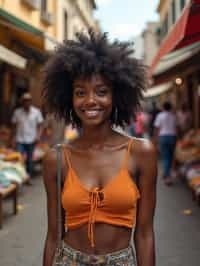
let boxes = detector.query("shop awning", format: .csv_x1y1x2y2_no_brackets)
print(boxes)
0,8,44,51
143,82,172,98
0,8,43,36
154,40,200,75
151,0,200,74
0,44,27,69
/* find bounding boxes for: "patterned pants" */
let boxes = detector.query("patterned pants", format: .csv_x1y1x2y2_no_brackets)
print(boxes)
53,242,136,266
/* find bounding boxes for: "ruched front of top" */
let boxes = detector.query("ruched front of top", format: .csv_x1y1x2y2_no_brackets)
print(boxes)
61,139,140,247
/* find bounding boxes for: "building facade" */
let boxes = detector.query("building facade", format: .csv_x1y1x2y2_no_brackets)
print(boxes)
151,0,200,128
143,22,159,66
56,0,99,42
158,0,190,41
0,0,98,125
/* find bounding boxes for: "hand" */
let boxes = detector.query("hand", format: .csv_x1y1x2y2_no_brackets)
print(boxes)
35,134,41,144
151,137,158,152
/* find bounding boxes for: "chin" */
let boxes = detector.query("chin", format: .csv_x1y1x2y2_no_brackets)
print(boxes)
83,120,102,127
81,117,107,128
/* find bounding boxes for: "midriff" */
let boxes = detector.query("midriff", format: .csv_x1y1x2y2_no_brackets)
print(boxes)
64,223,132,254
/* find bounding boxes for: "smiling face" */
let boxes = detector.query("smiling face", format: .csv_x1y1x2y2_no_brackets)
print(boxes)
73,74,113,127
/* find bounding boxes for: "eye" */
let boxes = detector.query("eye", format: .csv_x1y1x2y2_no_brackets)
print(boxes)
74,88,85,97
96,87,109,96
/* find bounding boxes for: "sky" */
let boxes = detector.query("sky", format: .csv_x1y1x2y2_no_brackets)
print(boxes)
95,0,160,41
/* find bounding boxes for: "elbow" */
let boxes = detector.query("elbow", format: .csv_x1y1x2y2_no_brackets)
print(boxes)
43,232,58,266
46,230,58,244
134,226,155,241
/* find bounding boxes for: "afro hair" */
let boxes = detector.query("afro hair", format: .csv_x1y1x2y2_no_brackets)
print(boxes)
42,30,147,128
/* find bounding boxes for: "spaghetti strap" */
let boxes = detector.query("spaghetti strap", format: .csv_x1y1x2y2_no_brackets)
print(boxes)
127,139,133,154
123,139,134,168
62,146,72,169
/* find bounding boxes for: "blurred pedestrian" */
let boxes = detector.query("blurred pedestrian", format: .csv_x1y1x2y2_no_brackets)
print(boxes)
177,102,192,138
12,92,43,182
42,30,157,266
134,111,146,138
148,101,160,138
154,101,177,186
125,115,135,137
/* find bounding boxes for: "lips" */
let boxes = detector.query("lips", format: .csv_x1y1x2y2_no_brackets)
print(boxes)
82,109,102,118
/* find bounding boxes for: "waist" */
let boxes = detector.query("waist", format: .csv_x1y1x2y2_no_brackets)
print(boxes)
159,130,177,136
64,223,132,254
61,241,135,265
159,135,177,139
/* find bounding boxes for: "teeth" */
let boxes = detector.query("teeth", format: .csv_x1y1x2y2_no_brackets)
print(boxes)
84,110,100,117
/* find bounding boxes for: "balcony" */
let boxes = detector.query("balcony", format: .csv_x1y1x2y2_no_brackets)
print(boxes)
41,11,54,26
21,0,40,10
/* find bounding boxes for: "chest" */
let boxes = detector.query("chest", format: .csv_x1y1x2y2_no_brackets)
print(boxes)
63,148,137,190
16,110,37,127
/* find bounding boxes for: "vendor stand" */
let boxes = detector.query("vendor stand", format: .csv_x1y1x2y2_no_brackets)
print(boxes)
0,126,29,228
175,129,200,205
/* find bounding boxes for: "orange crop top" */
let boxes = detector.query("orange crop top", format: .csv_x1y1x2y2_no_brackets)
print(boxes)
61,139,140,247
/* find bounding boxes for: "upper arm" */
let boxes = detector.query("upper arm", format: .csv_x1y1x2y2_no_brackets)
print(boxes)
36,109,44,125
135,140,157,234
42,148,58,241
154,114,161,129
153,115,161,138
43,146,68,240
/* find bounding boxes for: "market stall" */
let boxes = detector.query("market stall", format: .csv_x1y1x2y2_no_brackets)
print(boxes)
0,126,29,228
175,129,200,205
0,147,30,228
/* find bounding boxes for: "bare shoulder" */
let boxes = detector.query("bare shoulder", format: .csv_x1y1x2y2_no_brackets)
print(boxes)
42,147,57,182
131,137,157,156
131,137,157,170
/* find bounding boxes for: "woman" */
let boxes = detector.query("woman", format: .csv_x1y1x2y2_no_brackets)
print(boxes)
42,30,157,266
154,101,177,186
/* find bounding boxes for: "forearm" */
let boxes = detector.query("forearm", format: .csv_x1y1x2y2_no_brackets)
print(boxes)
37,124,43,140
134,230,155,266
43,235,57,266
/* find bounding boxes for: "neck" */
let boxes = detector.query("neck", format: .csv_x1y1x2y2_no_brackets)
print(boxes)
81,122,114,148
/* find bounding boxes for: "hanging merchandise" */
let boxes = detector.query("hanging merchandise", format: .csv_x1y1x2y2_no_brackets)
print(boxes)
0,147,28,189
175,129,200,204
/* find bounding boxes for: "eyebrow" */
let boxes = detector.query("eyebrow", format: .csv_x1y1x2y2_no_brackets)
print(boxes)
73,82,108,87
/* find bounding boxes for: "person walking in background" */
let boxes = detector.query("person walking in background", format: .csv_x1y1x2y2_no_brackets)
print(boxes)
148,101,160,138
12,92,43,183
42,30,157,266
134,111,146,138
177,102,192,138
126,116,135,137
154,101,177,186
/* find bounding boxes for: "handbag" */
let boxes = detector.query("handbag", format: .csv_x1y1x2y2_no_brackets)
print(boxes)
52,144,65,265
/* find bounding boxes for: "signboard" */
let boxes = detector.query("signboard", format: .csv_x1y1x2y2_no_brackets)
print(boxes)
0,45,27,69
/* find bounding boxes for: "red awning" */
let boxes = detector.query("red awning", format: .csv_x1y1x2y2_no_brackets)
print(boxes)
151,0,200,75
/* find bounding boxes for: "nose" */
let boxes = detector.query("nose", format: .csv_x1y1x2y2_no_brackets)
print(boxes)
85,92,96,105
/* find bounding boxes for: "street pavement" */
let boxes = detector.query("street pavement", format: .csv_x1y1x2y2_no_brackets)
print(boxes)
0,173,200,266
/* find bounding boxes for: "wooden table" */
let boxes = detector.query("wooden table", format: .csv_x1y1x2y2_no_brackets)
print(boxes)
0,184,18,229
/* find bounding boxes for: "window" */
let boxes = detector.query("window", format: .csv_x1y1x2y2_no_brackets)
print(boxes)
41,0,47,12
180,0,185,10
82,0,92,15
172,0,176,24
161,13,169,39
64,11,68,40
164,13,168,34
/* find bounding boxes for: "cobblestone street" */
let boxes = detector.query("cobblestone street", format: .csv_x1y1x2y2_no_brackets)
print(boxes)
0,174,200,266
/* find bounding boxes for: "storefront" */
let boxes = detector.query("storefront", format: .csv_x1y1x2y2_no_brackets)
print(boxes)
0,9,50,224
0,8,47,125
152,41,200,128
149,1,200,205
